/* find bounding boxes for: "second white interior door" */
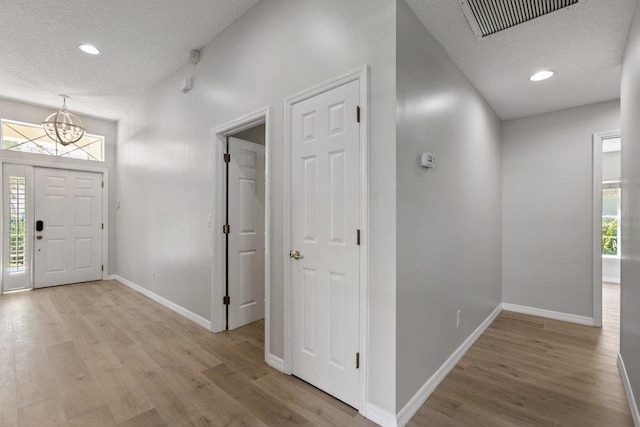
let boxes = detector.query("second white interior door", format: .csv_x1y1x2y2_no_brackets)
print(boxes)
227,137,266,330
290,79,361,408
34,167,103,288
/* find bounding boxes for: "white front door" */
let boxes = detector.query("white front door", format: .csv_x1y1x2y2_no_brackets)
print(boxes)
227,137,266,330
290,79,361,408
34,168,103,288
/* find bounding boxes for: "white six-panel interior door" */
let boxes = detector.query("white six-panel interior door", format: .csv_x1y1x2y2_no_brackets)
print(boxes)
290,79,361,408
33,167,103,288
227,137,266,330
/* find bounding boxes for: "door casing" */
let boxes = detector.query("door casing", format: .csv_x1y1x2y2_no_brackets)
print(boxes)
211,107,273,360
592,130,622,328
0,158,109,294
283,65,370,414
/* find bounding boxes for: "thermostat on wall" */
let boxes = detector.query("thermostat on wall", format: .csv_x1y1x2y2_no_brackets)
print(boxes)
421,152,435,168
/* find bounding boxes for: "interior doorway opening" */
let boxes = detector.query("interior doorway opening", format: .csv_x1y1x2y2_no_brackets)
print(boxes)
211,107,274,367
593,131,621,329
224,125,266,331
601,136,621,335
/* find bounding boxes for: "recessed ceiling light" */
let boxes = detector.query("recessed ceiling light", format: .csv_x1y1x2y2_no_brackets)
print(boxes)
530,70,555,82
79,44,100,55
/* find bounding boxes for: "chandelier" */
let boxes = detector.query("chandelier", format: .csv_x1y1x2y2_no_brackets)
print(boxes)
42,95,85,146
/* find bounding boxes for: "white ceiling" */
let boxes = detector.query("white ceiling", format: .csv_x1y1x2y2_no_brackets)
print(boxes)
0,0,259,121
405,0,638,120
0,1,636,122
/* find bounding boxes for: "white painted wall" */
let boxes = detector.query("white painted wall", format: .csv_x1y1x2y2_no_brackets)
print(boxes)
603,258,620,283
0,97,118,274
395,0,502,410
621,2,640,415
603,151,621,181
115,0,397,413
502,100,620,317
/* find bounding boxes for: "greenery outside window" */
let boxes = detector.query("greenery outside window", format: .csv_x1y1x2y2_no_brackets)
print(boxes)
602,186,620,257
1,119,104,162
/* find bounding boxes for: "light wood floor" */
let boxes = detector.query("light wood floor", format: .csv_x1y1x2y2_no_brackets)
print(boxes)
0,281,632,426
0,280,373,426
408,283,633,426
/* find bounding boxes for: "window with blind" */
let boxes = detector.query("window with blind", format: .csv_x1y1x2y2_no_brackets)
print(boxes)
8,176,26,273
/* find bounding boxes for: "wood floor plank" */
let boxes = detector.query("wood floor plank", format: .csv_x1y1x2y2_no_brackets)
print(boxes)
118,344,203,426
14,344,59,409
253,373,356,426
184,383,269,426
46,340,108,420
18,398,68,427
203,363,314,426
79,342,154,423
68,405,117,427
117,408,167,427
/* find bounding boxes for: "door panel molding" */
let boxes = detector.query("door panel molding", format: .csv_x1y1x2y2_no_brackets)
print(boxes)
283,65,370,413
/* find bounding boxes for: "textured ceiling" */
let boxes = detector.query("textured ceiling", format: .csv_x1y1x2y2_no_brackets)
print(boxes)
405,0,637,120
0,0,259,121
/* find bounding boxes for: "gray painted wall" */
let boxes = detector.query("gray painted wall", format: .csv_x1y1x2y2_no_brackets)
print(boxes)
0,97,118,275
621,2,640,414
115,0,397,412
232,124,265,145
395,0,503,410
502,100,620,317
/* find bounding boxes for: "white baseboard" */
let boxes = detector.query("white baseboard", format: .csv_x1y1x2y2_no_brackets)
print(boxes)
395,304,503,427
366,403,398,427
266,354,285,372
501,303,593,326
603,276,621,284
108,275,211,330
618,354,640,426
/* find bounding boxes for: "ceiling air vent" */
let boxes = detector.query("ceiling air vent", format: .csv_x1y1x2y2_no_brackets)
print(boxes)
460,0,583,39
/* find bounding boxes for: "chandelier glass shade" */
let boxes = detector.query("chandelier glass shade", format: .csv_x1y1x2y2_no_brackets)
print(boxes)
42,96,85,146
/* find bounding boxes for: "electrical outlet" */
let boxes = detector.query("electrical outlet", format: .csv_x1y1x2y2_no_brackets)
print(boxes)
456,310,461,328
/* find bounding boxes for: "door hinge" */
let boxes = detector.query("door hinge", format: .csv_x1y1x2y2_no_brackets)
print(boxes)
356,106,361,123
224,153,231,163
101,223,104,230
101,265,104,272
223,296,230,305
223,224,230,234
101,181,104,188
357,229,361,246
356,352,360,369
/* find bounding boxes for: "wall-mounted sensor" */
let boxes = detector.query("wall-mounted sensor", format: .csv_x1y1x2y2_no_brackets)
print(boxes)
181,77,193,93
421,152,436,168
190,49,200,65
